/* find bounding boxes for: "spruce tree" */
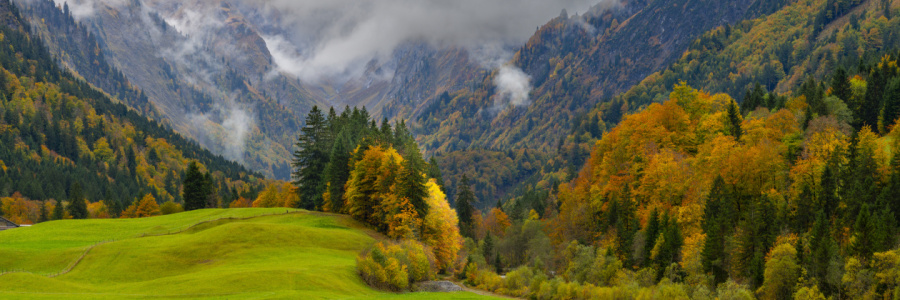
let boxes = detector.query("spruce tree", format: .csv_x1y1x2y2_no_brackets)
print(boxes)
182,161,206,211
292,106,332,210
323,130,352,213
455,175,475,238
881,77,900,133
860,65,887,129
426,156,445,192
644,208,661,266
807,211,836,294
67,182,88,219
832,67,852,102
38,200,47,223
850,204,874,259
52,199,64,220
820,162,839,218
794,185,815,232
701,176,731,284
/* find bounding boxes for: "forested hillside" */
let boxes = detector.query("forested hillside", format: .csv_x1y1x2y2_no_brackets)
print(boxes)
419,0,790,208
0,0,264,223
14,0,310,179
446,0,900,298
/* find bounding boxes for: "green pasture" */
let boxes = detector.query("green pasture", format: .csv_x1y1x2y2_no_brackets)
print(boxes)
0,208,494,299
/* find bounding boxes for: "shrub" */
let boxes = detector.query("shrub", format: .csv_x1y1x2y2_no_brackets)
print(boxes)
357,240,436,291
159,201,184,215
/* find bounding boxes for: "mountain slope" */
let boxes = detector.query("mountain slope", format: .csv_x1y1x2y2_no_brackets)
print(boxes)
15,0,312,179
0,0,262,208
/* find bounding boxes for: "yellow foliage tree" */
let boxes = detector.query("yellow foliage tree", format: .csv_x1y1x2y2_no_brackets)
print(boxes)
420,180,462,272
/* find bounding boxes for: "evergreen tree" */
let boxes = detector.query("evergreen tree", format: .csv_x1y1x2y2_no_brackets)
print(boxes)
38,200,47,222
52,199,64,220
426,156,445,192
654,213,683,279
644,208,661,266
615,190,639,263
843,135,879,223
878,155,900,221
859,64,888,129
807,211,837,294
738,195,776,288
850,204,875,259
832,67,852,102
182,161,206,211
740,82,765,113
701,176,732,284
881,76,900,133
67,182,88,219
820,161,839,218
793,185,815,232
727,101,742,141
292,106,332,210
202,172,216,208
323,130,352,213
455,175,475,237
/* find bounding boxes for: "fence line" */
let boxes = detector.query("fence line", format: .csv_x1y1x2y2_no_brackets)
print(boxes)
0,209,297,277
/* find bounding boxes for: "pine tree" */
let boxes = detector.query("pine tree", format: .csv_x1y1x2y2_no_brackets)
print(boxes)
182,161,206,211
455,175,475,238
292,106,332,210
67,182,88,219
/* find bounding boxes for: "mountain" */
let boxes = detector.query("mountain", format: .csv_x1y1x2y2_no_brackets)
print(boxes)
0,0,263,212
15,0,313,179
12,0,788,206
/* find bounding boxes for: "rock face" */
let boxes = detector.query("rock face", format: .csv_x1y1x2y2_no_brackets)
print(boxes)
415,281,464,292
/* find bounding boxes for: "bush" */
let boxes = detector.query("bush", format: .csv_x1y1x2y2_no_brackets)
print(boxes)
159,201,184,215
357,240,435,291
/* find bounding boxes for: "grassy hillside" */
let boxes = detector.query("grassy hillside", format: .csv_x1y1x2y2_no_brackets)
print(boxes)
0,208,494,299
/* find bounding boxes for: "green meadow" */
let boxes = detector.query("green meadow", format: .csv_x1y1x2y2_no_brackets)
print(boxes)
0,208,495,299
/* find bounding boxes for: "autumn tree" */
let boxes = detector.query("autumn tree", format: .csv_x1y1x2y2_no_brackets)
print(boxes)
757,243,800,300
421,181,462,272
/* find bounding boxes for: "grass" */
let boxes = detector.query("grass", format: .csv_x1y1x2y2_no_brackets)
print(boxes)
0,209,495,299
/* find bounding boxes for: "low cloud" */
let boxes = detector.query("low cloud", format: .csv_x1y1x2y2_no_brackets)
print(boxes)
494,65,532,107
186,99,253,163
249,0,601,81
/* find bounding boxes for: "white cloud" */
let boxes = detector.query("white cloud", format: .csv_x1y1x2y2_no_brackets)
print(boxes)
494,65,532,107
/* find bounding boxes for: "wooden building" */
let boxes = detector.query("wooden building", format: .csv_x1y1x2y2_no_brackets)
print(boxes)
0,216,19,230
